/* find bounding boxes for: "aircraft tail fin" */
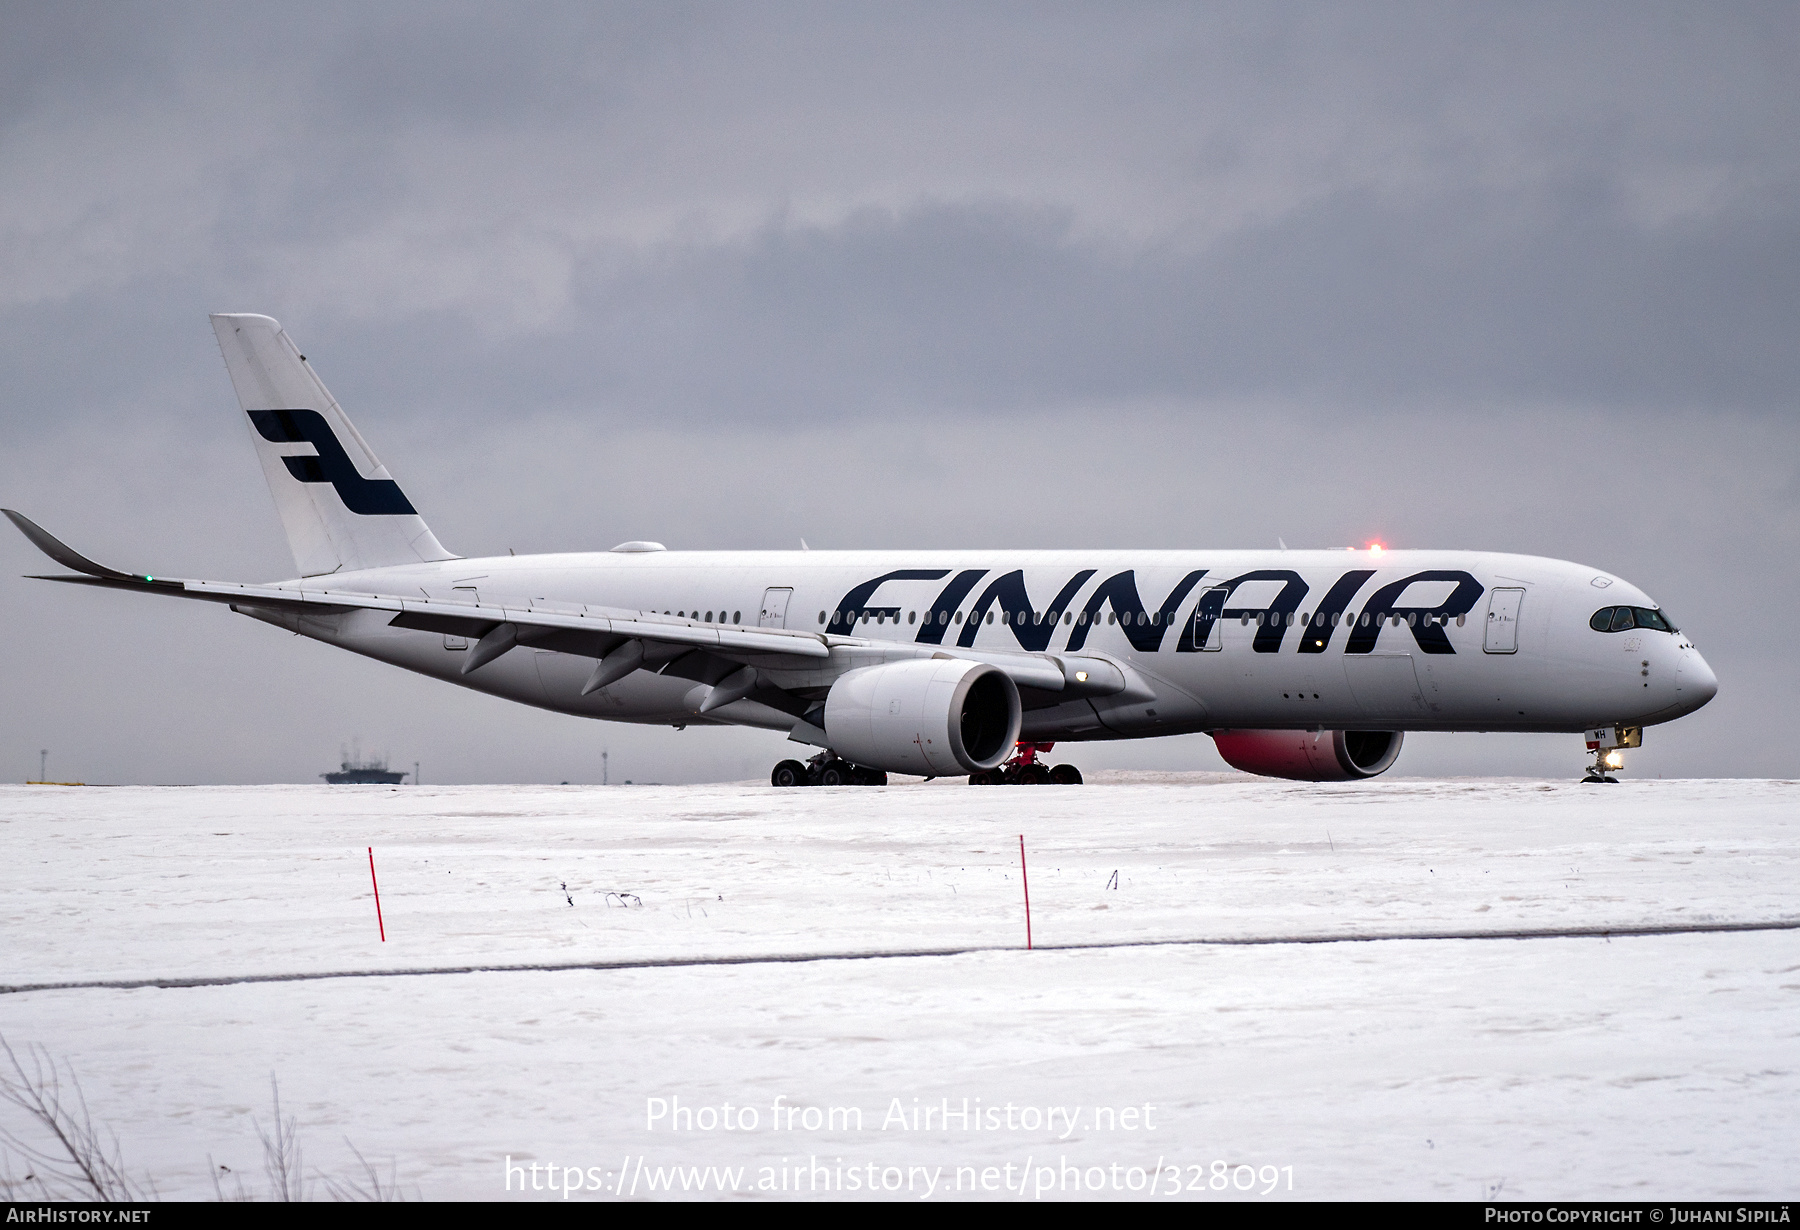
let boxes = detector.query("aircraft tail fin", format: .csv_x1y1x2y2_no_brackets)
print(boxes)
209,313,456,577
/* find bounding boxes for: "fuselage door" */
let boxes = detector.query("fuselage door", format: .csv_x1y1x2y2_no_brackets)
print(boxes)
759,587,793,629
1484,588,1525,654
1193,585,1228,650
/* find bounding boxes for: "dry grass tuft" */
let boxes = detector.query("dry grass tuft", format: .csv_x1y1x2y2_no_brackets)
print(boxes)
1,1034,409,1201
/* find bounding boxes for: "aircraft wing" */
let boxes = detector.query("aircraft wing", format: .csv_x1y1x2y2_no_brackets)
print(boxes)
5,510,1146,706
5,507,830,657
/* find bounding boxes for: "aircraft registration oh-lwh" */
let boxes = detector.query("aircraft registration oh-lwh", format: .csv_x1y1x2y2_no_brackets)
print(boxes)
6,315,1718,786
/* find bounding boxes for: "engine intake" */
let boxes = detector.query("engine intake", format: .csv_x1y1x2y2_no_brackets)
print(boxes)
824,659,1022,776
1211,729,1403,782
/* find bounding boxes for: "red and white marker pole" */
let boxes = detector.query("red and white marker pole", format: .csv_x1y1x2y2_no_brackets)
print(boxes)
1019,834,1032,950
368,847,386,942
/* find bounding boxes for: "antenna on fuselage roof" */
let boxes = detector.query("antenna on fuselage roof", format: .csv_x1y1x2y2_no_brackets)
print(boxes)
1278,537,1288,550
800,538,810,551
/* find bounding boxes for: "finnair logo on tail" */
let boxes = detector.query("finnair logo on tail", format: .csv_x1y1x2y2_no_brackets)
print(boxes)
247,409,417,516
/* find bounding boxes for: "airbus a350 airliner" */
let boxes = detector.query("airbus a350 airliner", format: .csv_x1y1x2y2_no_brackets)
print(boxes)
7,314,1717,786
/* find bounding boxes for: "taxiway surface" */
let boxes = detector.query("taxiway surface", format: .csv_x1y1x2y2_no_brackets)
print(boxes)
0,776,1794,1200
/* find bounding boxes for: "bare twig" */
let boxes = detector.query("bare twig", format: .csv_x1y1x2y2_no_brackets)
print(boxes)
3,1038,406,1202
256,1076,303,1202
207,1154,250,1202
0,1034,146,1201
320,1139,407,1202
1,1151,56,1201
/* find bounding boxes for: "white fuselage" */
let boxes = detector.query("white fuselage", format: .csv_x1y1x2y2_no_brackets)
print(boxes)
247,547,1717,743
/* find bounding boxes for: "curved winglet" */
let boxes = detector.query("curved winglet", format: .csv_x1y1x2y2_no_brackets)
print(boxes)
3,509,142,581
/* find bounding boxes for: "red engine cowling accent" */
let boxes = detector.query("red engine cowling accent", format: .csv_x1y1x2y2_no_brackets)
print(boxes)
1211,729,1404,781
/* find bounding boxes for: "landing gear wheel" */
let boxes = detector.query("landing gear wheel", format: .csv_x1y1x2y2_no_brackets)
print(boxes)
852,766,889,786
1583,744,1624,784
771,759,808,788
817,759,853,787
977,742,1077,785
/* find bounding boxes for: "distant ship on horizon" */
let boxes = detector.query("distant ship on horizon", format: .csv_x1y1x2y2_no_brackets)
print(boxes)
322,741,408,785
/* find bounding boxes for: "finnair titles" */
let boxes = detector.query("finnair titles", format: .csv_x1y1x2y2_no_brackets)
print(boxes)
6,315,1718,786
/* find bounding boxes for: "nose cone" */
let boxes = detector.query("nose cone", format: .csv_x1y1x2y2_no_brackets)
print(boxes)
1675,650,1719,714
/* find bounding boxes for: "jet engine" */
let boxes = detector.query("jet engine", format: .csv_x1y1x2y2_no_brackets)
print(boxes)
823,659,1021,776
1210,729,1403,782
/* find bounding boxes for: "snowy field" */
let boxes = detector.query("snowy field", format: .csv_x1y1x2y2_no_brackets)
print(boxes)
0,775,1795,1202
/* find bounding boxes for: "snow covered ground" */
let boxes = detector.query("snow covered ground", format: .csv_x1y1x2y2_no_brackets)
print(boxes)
0,775,1795,1201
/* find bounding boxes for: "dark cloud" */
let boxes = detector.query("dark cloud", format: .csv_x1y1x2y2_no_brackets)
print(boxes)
12,181,1791,444
559,185,1800,413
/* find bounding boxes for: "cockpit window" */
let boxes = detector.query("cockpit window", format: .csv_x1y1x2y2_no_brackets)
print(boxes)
1590,606,1677,634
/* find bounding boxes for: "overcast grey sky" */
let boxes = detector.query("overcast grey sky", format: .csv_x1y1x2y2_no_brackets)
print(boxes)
3,2,1795,783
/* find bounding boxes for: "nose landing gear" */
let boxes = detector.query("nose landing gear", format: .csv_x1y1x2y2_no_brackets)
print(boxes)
1581,725,1641,784
968,742,1084,786
1582,749,1622,784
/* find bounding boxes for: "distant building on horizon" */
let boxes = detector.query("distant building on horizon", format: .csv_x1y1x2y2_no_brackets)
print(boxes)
322,741,408,785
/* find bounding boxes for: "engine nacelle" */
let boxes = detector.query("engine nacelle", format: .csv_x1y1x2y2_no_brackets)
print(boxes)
824,659,1021,776
1211,729,1403,782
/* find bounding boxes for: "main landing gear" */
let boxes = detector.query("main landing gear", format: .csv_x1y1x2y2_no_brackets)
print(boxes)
968,742,1083,786
770,751,889,788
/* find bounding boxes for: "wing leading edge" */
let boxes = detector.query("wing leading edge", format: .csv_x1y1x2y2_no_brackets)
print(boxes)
4,511,1146,712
